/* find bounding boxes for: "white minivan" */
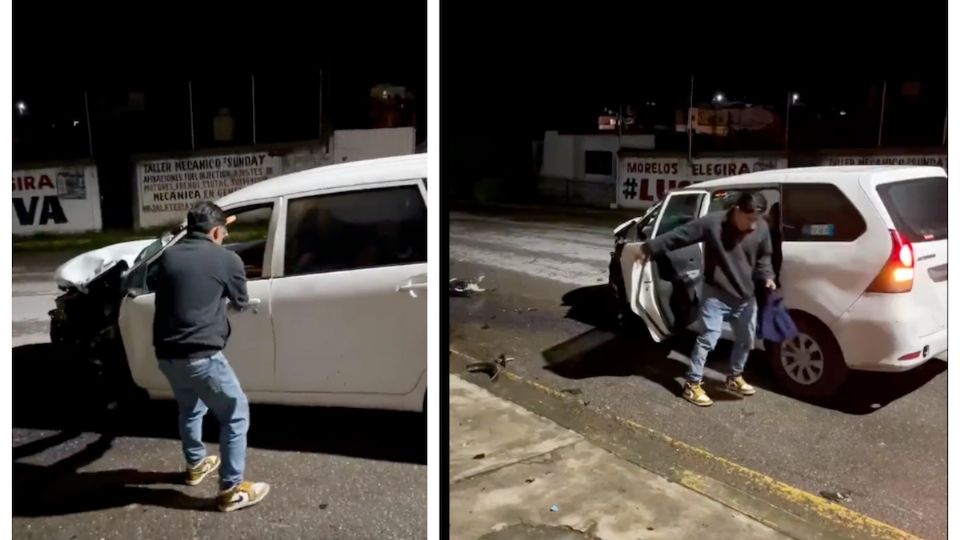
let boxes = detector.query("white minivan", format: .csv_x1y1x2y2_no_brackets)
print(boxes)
53,154,428,413
609,166,947,399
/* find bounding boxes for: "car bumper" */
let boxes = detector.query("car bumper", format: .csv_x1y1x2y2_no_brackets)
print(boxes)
834,299,947,372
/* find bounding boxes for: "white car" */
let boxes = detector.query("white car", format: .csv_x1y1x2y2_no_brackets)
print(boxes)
609,166,947,399
52,154,428,412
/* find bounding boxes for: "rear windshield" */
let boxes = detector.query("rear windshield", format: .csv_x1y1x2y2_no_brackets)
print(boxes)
876,177,947,242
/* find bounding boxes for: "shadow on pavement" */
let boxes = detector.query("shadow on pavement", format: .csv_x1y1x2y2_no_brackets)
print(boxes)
546,285,946,415
14,432,213,516
13,344,427,465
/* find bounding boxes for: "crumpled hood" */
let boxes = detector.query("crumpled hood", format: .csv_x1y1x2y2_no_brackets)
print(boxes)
54,239,155,291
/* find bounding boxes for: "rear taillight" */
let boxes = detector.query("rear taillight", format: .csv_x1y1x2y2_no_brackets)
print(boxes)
867,230,914,293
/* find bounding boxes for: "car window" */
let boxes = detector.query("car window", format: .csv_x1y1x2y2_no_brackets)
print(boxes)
222,204,274,280
128,204,273,295
654,193,704,237
782,184,866,242
637,203,662,240
124,229,185,295
876,177,947,243
707,187,782,232
283,185,427,277
708,188,779,215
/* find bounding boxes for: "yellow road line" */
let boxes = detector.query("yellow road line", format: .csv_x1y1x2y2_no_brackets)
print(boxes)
449,348,922,540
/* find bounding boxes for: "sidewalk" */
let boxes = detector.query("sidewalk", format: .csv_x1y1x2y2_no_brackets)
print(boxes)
449,374,787,540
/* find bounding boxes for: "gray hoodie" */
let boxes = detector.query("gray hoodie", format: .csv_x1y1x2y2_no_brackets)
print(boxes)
151,232,250,360
643,210,775,305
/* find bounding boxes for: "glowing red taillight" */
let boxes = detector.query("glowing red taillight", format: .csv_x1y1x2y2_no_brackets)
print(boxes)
867,230,914,293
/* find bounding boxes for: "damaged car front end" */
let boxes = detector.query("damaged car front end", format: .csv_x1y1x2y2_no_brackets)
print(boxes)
49,231,181,406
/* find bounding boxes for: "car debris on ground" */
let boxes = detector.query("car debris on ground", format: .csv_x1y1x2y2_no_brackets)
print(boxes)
466,361,501,381
450,276,486,297
820,490,853,503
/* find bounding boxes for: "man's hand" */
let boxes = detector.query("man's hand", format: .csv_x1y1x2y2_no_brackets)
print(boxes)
765,279,777,291
634,249,648,265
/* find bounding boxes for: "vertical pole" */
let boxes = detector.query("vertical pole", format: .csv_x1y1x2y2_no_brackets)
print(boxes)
251,74,257,145
785,92,791,151
877,80,887,147
687,74,694,164
319,69,324,140
943,109,947,146
83,91,94,157
188,80,196,151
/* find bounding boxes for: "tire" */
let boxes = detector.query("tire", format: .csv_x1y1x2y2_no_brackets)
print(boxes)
768,312,849,401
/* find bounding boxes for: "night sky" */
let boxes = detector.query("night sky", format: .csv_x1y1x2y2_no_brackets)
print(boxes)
440,2,947,186
13,2,427,153
13,2,426,227
442,2,946,133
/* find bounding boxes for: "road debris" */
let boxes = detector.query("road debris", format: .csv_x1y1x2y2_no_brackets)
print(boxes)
561,388,583,396
450,276,486,297
820,490,853,503
473,453,486,460
496,354,514,367
525,477,535,484
318,503,329,510
549,504,560,513
466,361,501,381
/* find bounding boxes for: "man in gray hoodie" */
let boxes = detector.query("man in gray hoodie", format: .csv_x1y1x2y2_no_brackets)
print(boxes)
636,192,776,406
152,201,270,511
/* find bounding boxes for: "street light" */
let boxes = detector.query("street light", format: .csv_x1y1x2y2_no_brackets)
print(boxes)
712,92,725,104
785,91,799,151
15,101,27,116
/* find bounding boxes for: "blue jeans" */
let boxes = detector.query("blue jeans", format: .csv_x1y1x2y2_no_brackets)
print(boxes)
158,352,249,491
687,287,758,383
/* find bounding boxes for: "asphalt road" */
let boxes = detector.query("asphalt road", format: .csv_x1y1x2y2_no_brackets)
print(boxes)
449,209,947,540
12,252,427,540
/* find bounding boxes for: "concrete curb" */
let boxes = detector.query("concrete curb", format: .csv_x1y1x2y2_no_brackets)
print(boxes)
450,349,922,540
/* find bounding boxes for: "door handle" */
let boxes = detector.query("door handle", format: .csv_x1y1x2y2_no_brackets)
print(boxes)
227,297,262,314
397,282,428,298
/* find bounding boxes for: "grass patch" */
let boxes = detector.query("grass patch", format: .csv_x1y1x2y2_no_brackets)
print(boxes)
13,225,269,254
13,229,168,254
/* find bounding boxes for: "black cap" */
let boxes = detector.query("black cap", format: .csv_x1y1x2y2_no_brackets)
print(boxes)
735,192,766,214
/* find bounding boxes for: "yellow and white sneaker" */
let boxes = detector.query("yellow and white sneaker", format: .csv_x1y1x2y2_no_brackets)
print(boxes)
217,480,271,512
726,375,757,396
683,381,714,407
185,455,220,486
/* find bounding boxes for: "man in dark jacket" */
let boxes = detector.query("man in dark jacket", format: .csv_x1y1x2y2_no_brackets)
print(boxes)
152,201,270,511
636,192,776,406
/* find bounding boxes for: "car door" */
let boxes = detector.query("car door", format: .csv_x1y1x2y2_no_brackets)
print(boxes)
270,180,427,397
118,200,280,395
622,190,708,342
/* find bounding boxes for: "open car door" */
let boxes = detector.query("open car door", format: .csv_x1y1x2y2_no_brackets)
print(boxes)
621,190,709,342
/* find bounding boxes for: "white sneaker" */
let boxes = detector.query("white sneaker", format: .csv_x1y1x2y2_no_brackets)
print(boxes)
217,480,271,512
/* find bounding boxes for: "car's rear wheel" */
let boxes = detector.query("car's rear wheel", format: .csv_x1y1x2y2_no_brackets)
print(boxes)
768,312,849,401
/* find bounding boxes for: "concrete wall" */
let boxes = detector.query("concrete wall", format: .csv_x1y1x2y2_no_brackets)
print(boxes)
132,127,418,229
540,131,655,207
333,127,415,163
538,132,947,211
616,154,788,210
13,162,103,235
